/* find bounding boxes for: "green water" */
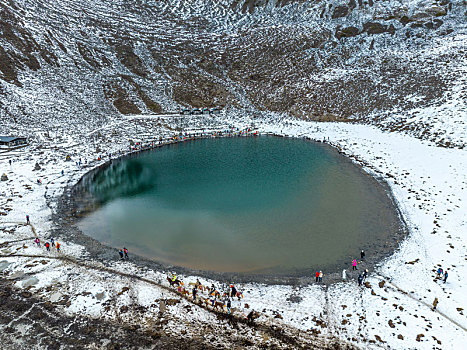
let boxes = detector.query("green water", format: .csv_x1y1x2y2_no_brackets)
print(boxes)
78,136,398,274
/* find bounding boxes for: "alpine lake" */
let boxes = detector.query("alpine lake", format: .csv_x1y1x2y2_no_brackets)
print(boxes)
76,136,404,277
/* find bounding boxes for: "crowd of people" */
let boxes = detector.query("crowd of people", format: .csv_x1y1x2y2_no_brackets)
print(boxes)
118,248,129,260
169,274,247,317
27,215,61,252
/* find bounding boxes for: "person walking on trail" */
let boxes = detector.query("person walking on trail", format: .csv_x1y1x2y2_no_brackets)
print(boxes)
45,242,50,251
50,237,54,247
61,170,64,176
358,274,364,286
172,273,177,283
26,215,30,224
34,238,40,247
360,250,365,261
315,271,320,282
352,259,358,270
443,271,448,283
192,287,197,302
363,269,369,280
318,271,323,282
432,297,439,310
56,242,61,252
123,247,128,260
227,298,231,314
118,249,124,260
437,267,443,278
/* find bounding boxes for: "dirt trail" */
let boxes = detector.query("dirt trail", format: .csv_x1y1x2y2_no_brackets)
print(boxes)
1,250,338,348
374,275,467,333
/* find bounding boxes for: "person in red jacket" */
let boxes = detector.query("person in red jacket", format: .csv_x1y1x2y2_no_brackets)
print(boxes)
315,271,319,282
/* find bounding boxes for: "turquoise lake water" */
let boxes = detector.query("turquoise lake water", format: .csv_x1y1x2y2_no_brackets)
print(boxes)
78,136,399,275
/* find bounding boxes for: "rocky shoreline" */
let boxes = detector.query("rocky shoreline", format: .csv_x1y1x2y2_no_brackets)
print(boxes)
59,133,407,285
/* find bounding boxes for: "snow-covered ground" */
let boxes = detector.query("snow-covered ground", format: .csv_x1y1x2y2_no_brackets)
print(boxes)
1,107,465,348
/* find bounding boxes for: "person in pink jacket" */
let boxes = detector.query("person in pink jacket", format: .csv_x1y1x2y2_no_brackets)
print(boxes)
352,259,358,270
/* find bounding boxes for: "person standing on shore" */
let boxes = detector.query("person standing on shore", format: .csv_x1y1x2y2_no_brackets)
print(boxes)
360,250,365,261
315,271,319,282
123,247,129,260
358,274,364,286
352,259,358,270
318,271,323,282
342,269,347,280
119,249,124,260
26,215,30,224
443,271,448,283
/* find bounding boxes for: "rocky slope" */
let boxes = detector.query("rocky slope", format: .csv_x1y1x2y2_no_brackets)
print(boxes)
0,0,466,145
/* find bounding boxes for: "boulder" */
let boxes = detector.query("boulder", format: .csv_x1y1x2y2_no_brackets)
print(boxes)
400,16,411,25
426,6,447,17
411,22,425,28
332,5,349,19
336,26,360,39
1,173,7,181
34,162,41,170
363,22,387,35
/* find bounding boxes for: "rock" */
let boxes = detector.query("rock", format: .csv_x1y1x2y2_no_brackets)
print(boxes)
412,11,431,20
363,22,387,35
34,162,41,170
424,21,434,29
411,22,425,28
120,305,128,313
159,300,166,313
399,15,411,25
336,26,360,39
433,19,444,29
1,173,7,181
332,6,349,19
426,6,447,17
348,0,356,10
